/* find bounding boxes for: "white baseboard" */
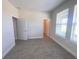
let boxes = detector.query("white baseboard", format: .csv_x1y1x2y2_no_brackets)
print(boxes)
17,36,43,40
49,36,77,58
28,36,43,39
2,42,15,58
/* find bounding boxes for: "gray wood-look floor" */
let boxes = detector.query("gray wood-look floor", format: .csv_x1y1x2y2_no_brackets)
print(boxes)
3,37,76,59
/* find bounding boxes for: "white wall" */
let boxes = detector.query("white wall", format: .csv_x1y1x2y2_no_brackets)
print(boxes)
2,0,18,17
17,10,48,39
2,0,18,58
48,0,77,57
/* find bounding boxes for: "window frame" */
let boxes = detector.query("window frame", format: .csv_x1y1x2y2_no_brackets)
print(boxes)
56,9,69,38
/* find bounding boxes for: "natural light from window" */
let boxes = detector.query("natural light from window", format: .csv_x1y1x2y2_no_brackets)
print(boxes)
56,9,69,38
71,5,77,43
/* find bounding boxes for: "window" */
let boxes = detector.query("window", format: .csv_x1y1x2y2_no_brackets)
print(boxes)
71,5,77,42
56,9,69,38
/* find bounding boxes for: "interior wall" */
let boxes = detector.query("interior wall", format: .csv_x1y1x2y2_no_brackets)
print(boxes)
2,0,18,58
17,10,49,39
48,0,77,57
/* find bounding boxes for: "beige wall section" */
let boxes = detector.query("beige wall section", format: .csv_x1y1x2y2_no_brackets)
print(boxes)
2,0,18,17
2,0,18,58
19,9,48,19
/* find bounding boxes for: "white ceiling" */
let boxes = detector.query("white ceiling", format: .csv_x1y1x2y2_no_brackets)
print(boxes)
9,0,66,12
